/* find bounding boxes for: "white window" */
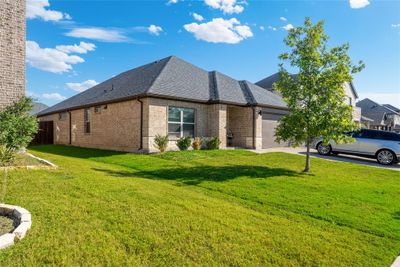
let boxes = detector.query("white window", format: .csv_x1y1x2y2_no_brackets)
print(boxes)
168,107,195,138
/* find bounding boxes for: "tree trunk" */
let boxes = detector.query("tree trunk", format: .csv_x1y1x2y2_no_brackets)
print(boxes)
303,139,310,172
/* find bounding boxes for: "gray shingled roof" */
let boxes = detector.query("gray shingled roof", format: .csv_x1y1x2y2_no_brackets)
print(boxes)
256,72,359,98
30,102,48,115
383,104,400,113
356,98,400,125
38,56,286,116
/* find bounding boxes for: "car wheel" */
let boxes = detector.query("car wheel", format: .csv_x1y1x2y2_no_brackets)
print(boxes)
317,142,331,155
376,149,395,165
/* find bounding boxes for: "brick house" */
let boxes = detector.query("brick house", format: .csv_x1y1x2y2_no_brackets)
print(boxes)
356,98,400,132
37,56,289,152
0,0,25,109
256,72,362,124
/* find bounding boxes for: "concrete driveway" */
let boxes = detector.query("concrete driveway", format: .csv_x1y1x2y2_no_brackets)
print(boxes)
253,147,400,171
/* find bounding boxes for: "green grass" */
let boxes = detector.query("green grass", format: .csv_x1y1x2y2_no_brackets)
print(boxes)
0,145,399,266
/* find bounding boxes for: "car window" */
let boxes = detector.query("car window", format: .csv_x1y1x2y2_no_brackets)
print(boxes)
357,130,375,139
382,132,400,141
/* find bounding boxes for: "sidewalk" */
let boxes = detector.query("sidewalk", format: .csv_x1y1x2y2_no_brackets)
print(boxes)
250,147,400,171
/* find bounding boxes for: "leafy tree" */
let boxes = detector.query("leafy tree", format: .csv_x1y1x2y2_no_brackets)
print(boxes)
274,18,364,172
0,97,38,165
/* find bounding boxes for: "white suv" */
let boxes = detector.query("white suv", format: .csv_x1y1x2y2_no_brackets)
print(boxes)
314,129,400,165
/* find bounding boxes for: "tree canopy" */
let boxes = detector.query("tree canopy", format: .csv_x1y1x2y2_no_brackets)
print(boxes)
274,17,364,172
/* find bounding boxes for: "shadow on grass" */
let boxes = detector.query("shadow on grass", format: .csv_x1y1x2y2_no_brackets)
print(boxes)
28,144,126,159
93,165,301,185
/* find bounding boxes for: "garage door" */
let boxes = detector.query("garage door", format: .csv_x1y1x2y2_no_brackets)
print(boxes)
262,108,288,149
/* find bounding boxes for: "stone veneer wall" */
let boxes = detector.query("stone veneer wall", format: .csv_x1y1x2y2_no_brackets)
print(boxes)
0,0,25,109
227,106,262,149
142,98,228,153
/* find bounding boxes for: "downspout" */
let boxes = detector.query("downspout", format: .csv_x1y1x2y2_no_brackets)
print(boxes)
252,106,256,149
137,98,143,150
68,111,72,145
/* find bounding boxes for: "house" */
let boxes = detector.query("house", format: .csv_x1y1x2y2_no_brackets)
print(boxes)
356,98,400,132
0,0,25,109
30,102,49,116
37,56,289,152
255,72,362,123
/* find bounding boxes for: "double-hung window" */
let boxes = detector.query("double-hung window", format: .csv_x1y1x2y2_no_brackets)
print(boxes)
168,107,195,138
84,108,91,134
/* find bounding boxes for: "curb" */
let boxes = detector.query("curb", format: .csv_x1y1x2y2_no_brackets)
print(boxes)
392,256,400,267
0,204,32,249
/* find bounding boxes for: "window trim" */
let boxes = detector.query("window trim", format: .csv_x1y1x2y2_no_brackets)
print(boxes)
94,105,102,114
167,106,195,139
84,108,91,134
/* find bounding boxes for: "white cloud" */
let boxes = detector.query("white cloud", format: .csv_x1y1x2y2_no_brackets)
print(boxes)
42,93,66,101
282,24,294,30
65,80,99,92
26,40,95,73
391,24,400,28
167,0,178,4
193,13,204,21
268,26,277,31
184,18,253,44
148,25,163,36
358,93,400,108
65,27,129,42
259,26,265,31
204,0,245,14
280,16,287,21
26,0,71,21
349,0,370,9
55,42,96,54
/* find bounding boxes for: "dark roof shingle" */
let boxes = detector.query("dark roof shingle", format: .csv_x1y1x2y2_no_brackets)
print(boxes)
38,56,286,116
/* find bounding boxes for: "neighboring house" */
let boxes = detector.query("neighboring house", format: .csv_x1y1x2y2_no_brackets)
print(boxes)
356,98,400,132
30,102,49,116
37,56,288,152
0,0,25,109
255,73,362,123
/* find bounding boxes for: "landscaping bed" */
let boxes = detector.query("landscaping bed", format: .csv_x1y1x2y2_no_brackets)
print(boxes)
0,216,15,236
0,145,398,266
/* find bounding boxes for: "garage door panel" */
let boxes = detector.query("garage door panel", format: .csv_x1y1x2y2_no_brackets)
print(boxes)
262,110,289,149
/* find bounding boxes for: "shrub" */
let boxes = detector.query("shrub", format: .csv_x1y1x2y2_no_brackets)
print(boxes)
0,145,14,167
207,137,221,150
0,97,38,165
154,134,169,152
192,137,203,150
176,136,191,151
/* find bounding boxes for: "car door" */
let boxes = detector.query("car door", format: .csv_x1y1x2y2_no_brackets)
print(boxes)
331,131,360,153
356,130,385,155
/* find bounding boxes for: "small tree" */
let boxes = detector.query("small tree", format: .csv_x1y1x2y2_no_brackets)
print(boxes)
274,18,364,172
0,97,38,165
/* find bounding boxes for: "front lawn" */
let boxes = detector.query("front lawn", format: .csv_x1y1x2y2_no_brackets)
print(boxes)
0,145,399,266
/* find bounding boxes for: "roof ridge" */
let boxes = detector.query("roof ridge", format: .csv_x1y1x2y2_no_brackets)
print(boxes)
239,80,256,105
145,56,174,94
208,71,219,101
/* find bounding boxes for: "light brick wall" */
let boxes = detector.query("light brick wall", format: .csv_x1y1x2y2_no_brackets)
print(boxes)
39,100,141,152
38,97,263,153
142,98,228,152
0,0,25,109
227,106,259,148
39,113,70,145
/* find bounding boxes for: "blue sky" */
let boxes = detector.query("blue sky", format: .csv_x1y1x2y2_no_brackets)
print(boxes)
26,0,400,107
